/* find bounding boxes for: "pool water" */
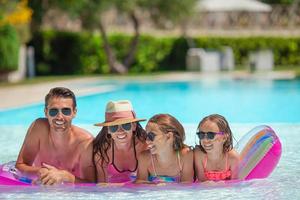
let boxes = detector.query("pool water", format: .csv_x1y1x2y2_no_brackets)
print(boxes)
0,79,300,125
0,79,300,199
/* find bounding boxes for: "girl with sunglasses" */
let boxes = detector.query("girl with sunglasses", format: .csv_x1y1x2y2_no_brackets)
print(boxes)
194,114,239,182
135,114,194,184
93,100,147,183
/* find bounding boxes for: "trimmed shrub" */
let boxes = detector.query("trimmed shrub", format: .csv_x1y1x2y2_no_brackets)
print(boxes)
30,30,104,75
29,30,300,75
0,24,19,72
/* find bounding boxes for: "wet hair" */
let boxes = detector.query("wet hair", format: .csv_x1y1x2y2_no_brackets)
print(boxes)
197,114,233,154
148,114,186,151
45,87,77,109
92,122,146,180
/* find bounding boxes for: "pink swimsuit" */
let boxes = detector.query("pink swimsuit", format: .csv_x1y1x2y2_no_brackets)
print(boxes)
106,141,138,183
203,154,231,181
106,164,136,183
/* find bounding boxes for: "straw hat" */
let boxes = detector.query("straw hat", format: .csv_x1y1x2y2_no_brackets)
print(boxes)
94,100,146,126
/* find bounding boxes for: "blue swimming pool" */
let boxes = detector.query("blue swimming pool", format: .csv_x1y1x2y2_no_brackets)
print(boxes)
0,79,300,125
0,78,300,199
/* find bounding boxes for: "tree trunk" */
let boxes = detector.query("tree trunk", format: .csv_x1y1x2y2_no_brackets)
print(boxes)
98,19,127,74
123,11,140,69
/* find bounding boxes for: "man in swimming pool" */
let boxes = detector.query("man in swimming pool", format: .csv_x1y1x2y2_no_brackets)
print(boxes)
15,87,95,185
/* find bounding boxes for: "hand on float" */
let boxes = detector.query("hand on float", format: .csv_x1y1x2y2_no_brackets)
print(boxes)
38,163,75,185
97,182,125,187
155,182,167,186
134,179,151,184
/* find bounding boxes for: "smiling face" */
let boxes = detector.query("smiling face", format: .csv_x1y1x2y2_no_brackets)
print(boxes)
108,122,136,146
45,97,76,134
145,122,172,154
198,120,226,153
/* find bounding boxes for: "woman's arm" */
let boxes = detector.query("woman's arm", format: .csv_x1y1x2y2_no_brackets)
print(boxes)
94,154,109,183
134,150,151,184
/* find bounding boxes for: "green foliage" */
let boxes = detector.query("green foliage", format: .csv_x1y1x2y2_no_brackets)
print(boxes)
261,0,295,4
28,0,88,31
30,30,105,75
108,34,174,72
159,37,189,71
30,30,300,75
193,36,300,66
139,0,197,28
132,35,173,72
0,24,19,72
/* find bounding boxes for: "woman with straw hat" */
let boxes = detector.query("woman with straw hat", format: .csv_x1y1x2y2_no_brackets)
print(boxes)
93,100,147,183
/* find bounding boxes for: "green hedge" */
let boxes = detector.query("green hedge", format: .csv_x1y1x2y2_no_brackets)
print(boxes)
0,24,19,72
29,31,105,75
30,30,300,75
193,37,300,67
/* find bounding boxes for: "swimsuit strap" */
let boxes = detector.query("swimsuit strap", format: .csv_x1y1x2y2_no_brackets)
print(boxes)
111,137,138,173
150,151,182,179
150,153,158,177
225,153,229,170
177,151,183,173
203,153,228,171
176,151,182,182
203,154,208,170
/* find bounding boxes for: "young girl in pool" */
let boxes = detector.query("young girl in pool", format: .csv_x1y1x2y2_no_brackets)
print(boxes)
194,114,239,182
135,114,194,184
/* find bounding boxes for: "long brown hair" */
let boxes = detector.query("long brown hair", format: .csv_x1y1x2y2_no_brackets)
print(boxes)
92,122,146,180
197,114,233,154
148,114,186,151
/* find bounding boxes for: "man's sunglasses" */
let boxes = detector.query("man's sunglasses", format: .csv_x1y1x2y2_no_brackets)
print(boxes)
48,108,72,117
108,123,132,133
196,131,224,140
146,132,156,142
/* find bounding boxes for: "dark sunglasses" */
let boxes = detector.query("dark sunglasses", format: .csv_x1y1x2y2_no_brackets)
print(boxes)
108,123,132,133
48,108,72,117
146,132,156,142
196,131,224,140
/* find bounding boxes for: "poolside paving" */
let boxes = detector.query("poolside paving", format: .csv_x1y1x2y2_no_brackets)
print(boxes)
0,71,296,110
0,77,111,110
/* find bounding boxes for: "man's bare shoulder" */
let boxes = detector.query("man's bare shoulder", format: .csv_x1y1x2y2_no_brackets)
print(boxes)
28,118,49,136
71,125,94,142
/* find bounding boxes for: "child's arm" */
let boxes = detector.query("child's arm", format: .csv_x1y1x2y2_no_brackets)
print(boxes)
180,148,194,183
229,150,240,180
194,148,206,182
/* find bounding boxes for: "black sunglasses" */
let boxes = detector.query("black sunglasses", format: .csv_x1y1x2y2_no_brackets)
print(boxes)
196,131,224,140
146,132,156,141
108,123,132,133
48,108,72,117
